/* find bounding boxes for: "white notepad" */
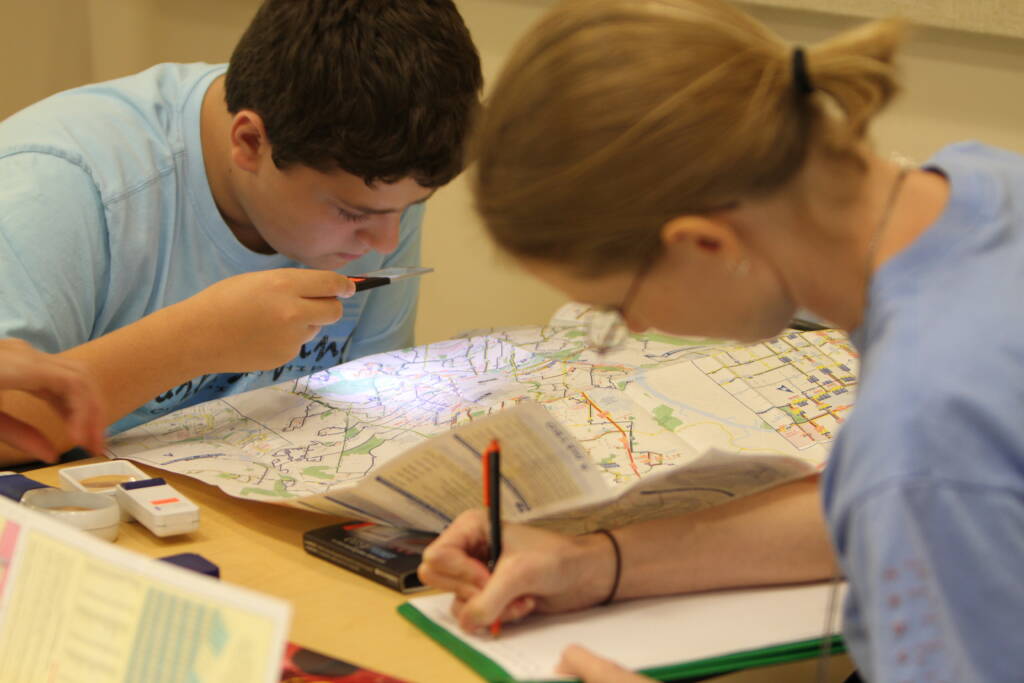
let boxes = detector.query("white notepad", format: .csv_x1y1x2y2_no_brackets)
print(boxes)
401,581,846,682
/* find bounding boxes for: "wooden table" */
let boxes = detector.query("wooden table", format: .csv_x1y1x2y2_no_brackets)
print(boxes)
28,459,854,683
29,458,477,683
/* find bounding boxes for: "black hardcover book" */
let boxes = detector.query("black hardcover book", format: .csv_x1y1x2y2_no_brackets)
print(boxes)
303,522,438,594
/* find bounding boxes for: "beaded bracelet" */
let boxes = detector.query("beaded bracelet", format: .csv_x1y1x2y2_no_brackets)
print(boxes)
594,529,622,606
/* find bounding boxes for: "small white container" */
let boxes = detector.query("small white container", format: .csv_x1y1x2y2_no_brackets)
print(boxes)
59,460,149,522
115,479,200,537
21,489,121,541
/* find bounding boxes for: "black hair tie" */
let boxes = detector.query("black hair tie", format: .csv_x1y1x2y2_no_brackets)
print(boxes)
792,47,814,95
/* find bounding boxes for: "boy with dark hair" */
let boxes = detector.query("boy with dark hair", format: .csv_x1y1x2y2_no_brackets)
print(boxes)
0,0,482,466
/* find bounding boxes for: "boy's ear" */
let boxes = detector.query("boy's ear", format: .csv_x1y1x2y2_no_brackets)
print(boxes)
660,215,743,264
229,110,270,173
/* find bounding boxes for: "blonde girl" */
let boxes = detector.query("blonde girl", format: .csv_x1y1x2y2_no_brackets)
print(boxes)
421,1,1024,681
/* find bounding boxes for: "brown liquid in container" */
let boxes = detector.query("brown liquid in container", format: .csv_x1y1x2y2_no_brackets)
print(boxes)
79,474,136,490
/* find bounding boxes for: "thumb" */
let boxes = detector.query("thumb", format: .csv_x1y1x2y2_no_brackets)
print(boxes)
557,644,651,683
292,269,355,298
0,412,59,464
461,561,531,632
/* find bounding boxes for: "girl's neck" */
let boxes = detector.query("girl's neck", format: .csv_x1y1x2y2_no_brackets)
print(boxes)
735,149,950,332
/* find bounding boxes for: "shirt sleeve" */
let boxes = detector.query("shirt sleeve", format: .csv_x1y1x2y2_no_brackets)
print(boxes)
841,481,1024,682
341,201,425,361
0,152,108,352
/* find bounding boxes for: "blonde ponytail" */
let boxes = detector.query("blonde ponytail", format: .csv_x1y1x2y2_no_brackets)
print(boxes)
807,18,906,153
471,0,907,275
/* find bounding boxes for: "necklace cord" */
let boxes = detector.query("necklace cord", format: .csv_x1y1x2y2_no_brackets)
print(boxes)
865,165,911,296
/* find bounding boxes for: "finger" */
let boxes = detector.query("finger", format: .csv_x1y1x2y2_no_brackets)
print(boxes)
291,269,355,299
423,509,491,564
417,565,484,599
0,351,105,457
61,380,107,456
461,556,538,631
451,593,537,630
0,412,59,464
422,541,491,580
450,595,467,619
32,386,103,454
452,581,482,604
43,380,108,456
494,595,537,624
425,557,536,627
296,297,345,326
32,360,107,454
558,645,650,683
418,544,491,592
416,564,473,595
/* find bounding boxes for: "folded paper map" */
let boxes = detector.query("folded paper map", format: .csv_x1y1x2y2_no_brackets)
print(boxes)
106,305,858,533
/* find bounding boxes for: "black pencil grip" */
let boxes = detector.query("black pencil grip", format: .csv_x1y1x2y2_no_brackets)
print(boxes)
352,276,390,291
488,449,502,564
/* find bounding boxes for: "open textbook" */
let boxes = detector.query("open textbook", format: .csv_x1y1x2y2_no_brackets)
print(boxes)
106,304,858,533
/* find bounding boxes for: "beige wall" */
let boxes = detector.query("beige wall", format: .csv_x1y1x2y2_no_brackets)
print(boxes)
744,0,1024,40
0,2,92,117
0,1,254,117
2,0,1024,348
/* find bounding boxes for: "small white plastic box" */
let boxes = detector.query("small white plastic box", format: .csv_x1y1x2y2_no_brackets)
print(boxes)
115,478,200,537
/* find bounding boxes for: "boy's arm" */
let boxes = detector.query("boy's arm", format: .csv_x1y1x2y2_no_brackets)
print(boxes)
0,268,355,465
0,155,354,465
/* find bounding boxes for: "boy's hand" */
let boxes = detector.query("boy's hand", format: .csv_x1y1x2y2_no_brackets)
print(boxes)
417,509,618,633
182,269,355,373
0,338,106,463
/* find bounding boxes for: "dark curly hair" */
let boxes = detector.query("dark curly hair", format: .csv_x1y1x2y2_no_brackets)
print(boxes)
225,0,482,188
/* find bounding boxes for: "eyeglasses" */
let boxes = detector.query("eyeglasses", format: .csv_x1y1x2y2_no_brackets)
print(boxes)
584,263,651,355
583,205,739,354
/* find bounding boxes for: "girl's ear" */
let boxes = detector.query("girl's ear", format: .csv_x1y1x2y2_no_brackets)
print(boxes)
660,215,745,267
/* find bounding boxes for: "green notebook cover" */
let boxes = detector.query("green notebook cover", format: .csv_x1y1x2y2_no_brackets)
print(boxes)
398,601,845,682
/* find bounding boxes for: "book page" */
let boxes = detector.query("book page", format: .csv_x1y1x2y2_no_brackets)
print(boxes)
527,449,815,534
407,582,846,681
0,498,290,683
323,402,610,533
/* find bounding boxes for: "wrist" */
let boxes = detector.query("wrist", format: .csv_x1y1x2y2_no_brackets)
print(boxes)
151,301,217,377
570,529,622,608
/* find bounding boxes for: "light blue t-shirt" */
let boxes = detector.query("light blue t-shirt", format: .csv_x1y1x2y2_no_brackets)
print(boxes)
823,142,1024,681
0,63,424,433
